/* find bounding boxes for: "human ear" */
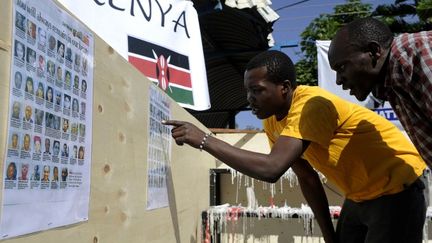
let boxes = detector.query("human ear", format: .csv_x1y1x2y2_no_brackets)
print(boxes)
367,42,381,67
281,80,292,94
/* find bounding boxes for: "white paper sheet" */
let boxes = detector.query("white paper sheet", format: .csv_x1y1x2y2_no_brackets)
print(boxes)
1,0,94,239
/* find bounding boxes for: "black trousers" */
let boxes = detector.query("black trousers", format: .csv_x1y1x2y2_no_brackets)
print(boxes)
336,175,427,243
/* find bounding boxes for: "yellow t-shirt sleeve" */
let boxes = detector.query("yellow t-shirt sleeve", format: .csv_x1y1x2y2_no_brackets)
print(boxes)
281,96,339,147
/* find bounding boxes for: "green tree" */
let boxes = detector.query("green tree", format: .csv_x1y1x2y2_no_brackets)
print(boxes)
417,0,432,24
372,0,431,33
295,0,372,85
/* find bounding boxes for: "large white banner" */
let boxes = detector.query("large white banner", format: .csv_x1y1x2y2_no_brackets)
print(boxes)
58,0,210,111
2,0,94,238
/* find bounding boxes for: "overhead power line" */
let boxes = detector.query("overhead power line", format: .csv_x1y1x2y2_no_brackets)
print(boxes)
275,0,379,11
275,0,312,12
277,10,371,21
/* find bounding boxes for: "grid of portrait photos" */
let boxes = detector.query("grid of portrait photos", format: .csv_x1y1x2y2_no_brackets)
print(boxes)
5,8,90,191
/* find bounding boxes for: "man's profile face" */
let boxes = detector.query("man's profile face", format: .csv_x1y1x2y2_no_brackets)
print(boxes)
244,66,288,120
328,29,381,101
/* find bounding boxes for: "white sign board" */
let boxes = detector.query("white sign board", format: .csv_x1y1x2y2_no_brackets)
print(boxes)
58,0,210,111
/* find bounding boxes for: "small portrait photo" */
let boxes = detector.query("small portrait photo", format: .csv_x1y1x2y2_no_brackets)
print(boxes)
44,138,51,155
26,20,36,40
11,101,21,119
36,81,44,99
48,35,56,51
53,140,60,157
61,167,68,181
45,112,54,128
65,47,72,62
26,47,36,65
33,135,41,154
37,27,46,48
56,66,63,82
62,118,69,133
9,133,19,150
53,115,61,130
41,165,50,182
78,146,85,160
45,86,53,103
71,123,78,135
79,123,86,137
80,101,86,115
63,94,71,110
22,133,31,152
25,76,34,94
55,90,62,106
61,143,69,158
47,60,55,77
14,39,25,61
6,162,17,181
15,11,26,31
64,70,71,88
82,56,88,73
18,163,29,181
73,75,79,89
72,98,79,113
31,164,40,181
73,145,77,158
34,108,44,126
23,105,33,123
57,40,65,58
14,71,22,89
81,79,87,93
38,54,45,72
52,166,59,181
74,53,81,68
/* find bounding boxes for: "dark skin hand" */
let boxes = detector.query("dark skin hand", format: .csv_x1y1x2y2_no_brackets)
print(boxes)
162,119,337,243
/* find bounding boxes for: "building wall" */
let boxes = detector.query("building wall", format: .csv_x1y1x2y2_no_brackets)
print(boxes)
0,1,215,242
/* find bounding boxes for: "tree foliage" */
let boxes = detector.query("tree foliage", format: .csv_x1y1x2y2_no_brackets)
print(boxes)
373,0,432,33
295,0,372,85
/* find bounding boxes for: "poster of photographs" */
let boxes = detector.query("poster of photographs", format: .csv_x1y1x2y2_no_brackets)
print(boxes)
1,0,94,238
147,85,171,210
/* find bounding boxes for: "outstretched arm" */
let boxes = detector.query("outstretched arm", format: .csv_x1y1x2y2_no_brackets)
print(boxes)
291,159,337,243
163,120,307,183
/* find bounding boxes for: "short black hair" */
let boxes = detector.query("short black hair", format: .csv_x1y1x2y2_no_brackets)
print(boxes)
246,50,296,86
345,17,393,50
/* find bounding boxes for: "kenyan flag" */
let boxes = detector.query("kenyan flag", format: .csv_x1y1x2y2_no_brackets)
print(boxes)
128,36,194,106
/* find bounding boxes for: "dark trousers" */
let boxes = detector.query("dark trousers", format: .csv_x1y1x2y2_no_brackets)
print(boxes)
336,176,427,243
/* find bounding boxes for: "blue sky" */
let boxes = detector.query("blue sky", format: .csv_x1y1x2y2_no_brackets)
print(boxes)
235,0,395,129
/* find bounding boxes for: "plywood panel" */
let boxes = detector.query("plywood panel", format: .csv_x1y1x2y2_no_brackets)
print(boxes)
0,1,215,242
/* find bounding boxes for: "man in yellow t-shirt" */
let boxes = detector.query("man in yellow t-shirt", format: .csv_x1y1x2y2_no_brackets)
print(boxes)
163,50,427,243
